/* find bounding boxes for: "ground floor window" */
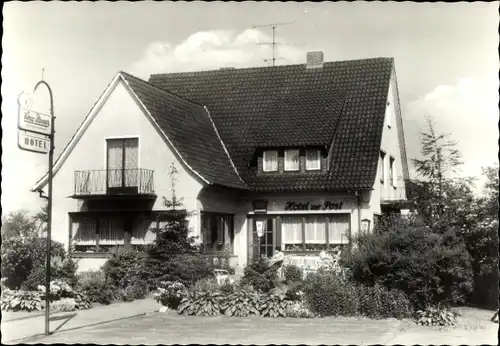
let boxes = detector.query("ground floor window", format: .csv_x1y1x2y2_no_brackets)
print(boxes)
200,212,234,253
282,214,350,252
70,212,158,253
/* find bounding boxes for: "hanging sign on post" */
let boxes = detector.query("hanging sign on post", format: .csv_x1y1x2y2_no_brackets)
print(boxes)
17,91,51,154
18,130,50,154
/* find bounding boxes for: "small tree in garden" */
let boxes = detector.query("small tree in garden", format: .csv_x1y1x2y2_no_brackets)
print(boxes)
412,116,463,219
141,162,213,288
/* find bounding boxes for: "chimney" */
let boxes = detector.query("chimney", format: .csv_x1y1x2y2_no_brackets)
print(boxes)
306,51,324,69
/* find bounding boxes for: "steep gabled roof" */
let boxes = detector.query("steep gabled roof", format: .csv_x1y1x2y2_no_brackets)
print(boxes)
120,72,246,190
149,57,394,191
32,72,247,192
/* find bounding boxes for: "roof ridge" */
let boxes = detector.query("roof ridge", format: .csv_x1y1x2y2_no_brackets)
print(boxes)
149,57,394,78
119,71,205,109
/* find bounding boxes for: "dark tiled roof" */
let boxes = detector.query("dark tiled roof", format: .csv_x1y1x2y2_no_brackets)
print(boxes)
148,58,394,192
120,72,247,190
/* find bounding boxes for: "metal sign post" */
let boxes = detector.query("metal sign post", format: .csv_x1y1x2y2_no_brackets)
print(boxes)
17,77,54,336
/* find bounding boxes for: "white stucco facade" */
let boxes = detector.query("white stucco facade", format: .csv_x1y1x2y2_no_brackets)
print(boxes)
34,68,409,274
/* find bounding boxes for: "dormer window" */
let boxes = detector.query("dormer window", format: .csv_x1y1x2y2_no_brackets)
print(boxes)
306,149,321,171
263,150,278,172
284,149,300,171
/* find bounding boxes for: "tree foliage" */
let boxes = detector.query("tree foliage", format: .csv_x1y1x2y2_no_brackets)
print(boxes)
1,210,37,241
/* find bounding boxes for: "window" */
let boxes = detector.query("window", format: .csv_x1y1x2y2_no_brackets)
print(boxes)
379,151,386,183
306,149,321,170
328,214,350,244
201,213,234,253
284,149,300,171
389,157,396,187
107,138,139,190
305,215,326,243
263,150,278,172
282,216,303,245
72,215,125,253
282,214,350,251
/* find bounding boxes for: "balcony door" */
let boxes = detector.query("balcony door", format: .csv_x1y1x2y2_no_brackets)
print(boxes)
106,138,139,194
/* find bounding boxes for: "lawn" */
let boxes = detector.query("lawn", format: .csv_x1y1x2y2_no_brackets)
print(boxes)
22,305,497,345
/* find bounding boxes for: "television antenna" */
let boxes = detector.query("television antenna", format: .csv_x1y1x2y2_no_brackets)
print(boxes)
252,21,296,66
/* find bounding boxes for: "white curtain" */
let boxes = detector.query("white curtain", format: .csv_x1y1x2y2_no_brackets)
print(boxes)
328,214,350,243
107,140,123,188
282,216,303,244
285,150,299,171
99,216,124,245
131,218,155,245
306,150,321,170
73,217,96,245
124,138,138,186
263,151,278,171
305,215,326,243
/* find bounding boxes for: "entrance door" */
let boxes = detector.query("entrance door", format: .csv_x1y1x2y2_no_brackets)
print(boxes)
253,218,275,258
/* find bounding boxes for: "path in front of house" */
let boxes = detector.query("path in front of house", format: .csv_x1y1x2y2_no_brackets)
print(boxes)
1,298,159,344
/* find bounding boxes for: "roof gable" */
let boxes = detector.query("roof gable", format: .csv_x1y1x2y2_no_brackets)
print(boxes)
32,72,247,192
149,57,394,191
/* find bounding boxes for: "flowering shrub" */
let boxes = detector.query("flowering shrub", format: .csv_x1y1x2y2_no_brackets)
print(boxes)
50,298,76,312
1,289,44,312
37,279,73,299
153,281,187,310
416,305,458,327
285,301,316,318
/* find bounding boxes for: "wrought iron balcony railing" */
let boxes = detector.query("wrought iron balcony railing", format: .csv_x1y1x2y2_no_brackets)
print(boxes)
74,168,154,196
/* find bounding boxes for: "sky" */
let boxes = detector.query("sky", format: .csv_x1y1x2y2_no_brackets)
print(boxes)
2,2,499,216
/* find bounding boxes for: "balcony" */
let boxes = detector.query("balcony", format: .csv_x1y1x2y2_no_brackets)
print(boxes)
73,168,155,199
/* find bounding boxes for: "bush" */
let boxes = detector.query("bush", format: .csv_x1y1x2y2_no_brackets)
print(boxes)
343,217,474,310
50,298,76,312
72,291,92,310
220,286,260,317
21,256,78,291
102,248,146,289
284,265,303,283
416,305,458,326
241,257,277,293
302,271,412,318
153,281,187,310
75,270,115,305
144,254,215,289
256,290,293,317
120,280,149,302
178,290,224,316
1,236,71,290
1,289,44,312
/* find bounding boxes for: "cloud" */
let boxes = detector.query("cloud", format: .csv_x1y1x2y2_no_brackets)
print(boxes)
129,29,305,78
404,75,499,185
